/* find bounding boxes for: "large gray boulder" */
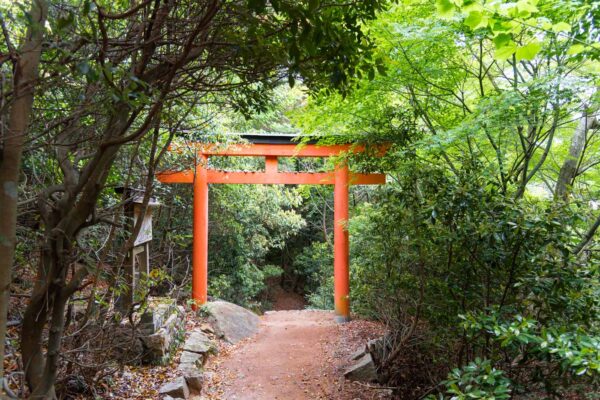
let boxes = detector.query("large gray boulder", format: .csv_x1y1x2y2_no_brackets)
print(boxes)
202,301,260,344
344,353,379,383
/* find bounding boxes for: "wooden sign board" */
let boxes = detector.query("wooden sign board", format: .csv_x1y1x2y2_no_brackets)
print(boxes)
131,195,160,246
134,206,153,246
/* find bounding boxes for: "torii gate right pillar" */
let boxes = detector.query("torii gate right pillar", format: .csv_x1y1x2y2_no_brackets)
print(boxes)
334,162,350,322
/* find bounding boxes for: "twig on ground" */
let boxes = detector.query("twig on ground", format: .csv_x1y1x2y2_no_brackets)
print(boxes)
351,381,399,390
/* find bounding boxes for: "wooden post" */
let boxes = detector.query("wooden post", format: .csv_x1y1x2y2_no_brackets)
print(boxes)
334,162,350,322
265,156,278,174
193,156,209,307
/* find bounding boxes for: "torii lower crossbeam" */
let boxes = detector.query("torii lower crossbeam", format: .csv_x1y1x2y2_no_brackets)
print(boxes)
157,142,386,322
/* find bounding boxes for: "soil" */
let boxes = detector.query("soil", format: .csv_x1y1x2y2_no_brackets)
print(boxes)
269,285,307,311
204,310,390,400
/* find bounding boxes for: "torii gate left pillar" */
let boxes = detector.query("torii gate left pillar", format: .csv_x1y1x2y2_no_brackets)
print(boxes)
158,142,387,322
193,156,209,305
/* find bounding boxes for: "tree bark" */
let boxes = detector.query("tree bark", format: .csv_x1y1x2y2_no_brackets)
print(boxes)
555,102,599,201
573,213,600,255
0,0,48,388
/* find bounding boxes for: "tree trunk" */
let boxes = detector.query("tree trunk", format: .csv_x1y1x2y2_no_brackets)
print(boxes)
20,247,61,398
0,0,48,387
21,111,129,398
573,213,600,255
555,104,599,201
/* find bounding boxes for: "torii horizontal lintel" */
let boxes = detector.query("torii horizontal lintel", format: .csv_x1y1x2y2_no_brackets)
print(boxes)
171,142,389,158
156,170,385,185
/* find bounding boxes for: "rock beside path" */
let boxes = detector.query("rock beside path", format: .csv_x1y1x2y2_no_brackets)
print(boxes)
202,301,260,344
344,353,379,383
139,299,185,364
181,368,204,394
159,377,189,399
177,330,217,395
183,331,216,355
344,335,391,383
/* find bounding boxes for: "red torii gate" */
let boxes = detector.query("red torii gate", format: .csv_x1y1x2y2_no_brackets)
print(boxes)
157,136,386,321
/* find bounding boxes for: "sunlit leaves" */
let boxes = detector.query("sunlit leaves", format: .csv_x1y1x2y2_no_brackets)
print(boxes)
436,0,455,18
464,10,488,29
493,32,512,48
294,2,600,398
515,40,541,61
436,0,590,62
495,41,518,61
567,44,586,55
493,33,518,61
516,0,538,15
552,21,572,33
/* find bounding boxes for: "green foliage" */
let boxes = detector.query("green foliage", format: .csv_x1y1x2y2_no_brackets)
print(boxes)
345,155,599,395
429,358,512,400
461,313,600,378
205,181,306,307
293,242,334,309
210,263,284,309
436,0,600,61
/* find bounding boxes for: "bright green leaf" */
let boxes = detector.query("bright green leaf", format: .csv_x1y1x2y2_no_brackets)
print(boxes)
540,20,553,30
566,44,586,55
552,22,571,33
515,41,541,61
436,0,455,17
495,41,517,61
516,0,538,14
493,33,512,49
462,1,483,12
464,11,482,29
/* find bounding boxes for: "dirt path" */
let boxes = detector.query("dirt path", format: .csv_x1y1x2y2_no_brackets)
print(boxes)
205,310,391,400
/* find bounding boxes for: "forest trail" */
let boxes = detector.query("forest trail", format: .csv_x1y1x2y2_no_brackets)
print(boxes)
213,310,337,399
205,310,389,400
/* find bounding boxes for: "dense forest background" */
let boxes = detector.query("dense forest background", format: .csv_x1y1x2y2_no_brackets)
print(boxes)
1,0,599,398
